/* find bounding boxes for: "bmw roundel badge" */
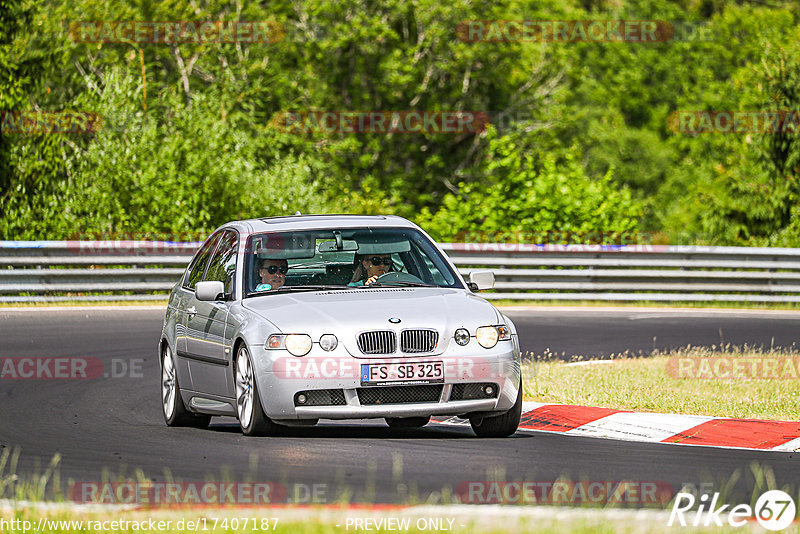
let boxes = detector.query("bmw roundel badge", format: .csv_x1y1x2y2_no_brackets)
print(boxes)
388,317,401,324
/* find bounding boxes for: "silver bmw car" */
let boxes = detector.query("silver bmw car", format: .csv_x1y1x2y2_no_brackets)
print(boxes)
159,215,522,437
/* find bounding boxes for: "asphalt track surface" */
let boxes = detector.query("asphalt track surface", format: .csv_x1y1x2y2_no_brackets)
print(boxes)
0,306,798,506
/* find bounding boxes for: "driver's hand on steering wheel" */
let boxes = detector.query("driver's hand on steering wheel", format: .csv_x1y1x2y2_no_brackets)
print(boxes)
365,275,380,286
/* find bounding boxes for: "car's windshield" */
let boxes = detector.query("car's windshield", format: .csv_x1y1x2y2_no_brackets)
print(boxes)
243,227,462,296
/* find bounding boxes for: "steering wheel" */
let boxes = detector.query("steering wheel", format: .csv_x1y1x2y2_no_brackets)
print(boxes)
370,271,424,285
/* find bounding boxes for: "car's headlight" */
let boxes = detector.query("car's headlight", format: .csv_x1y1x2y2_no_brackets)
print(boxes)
454,328,470,346
319,334,338,352
266,334,284,349
285,334,313,356
475,326,498,348
496,325,511,341
476,325,511,349
265,333,313,356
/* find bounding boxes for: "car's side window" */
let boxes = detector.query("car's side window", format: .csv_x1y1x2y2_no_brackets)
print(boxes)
184,233,222,290
204,230,238,295
412,236,457,286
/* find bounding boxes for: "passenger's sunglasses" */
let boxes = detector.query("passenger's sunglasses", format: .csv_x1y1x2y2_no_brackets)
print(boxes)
261,265,289,275
368,256,392,266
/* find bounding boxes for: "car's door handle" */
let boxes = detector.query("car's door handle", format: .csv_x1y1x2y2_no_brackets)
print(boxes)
187,306,197,318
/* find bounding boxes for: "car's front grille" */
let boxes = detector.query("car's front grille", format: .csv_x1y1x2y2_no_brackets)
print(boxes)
357,385,443,405
449,383,499,401
358,330,396,355
400,329,438,353
295,389,346,407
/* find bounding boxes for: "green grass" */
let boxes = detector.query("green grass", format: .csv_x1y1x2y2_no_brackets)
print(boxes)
523,346,800,420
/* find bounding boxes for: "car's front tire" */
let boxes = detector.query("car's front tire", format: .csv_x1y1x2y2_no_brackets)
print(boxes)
161,345,211,428
469,379,522,438
235,344,282,436
385,416,430,428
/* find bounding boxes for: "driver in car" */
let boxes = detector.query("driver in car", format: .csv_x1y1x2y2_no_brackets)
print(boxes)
256,258,288,291
349,254,392,286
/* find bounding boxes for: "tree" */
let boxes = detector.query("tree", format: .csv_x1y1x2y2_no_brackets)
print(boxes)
417,128,641,243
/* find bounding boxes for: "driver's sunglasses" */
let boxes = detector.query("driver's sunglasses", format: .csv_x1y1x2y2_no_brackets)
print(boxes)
369,256,392,266
261,265,289,275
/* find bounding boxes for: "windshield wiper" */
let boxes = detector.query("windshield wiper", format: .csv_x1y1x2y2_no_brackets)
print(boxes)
246,285,355,297
279,284,355,291
362,281,435,288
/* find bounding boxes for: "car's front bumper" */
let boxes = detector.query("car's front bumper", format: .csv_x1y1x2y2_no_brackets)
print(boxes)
292,392,507,420
253,340,521,420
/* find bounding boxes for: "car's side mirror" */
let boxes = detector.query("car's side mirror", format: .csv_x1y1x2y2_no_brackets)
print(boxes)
195,280,226,301
468,271,495,291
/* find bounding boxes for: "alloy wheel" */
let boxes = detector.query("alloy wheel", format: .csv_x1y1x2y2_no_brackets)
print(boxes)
162,346,176,419
235,348,254,428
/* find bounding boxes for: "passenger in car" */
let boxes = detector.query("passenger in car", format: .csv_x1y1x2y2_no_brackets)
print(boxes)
348,254,392,286
256,258,288,291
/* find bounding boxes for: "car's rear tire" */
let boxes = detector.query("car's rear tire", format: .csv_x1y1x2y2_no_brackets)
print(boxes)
469,379,522,438
385,416,430,428
235,344,282,436
161,345,211,428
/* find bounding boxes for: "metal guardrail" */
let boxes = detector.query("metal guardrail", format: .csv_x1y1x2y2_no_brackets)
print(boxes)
3,241,800,302
0,241,196,302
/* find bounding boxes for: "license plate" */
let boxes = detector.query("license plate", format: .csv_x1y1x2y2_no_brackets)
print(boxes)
360,361,444,386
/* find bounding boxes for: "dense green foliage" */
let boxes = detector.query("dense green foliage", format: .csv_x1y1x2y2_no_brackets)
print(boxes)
1,0,798,244
418,130,640,242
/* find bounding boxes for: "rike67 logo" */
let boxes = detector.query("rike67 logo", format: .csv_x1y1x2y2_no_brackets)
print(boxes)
668,490,796,531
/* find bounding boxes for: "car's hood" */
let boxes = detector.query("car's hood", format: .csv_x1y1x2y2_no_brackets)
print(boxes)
242,287,502,357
